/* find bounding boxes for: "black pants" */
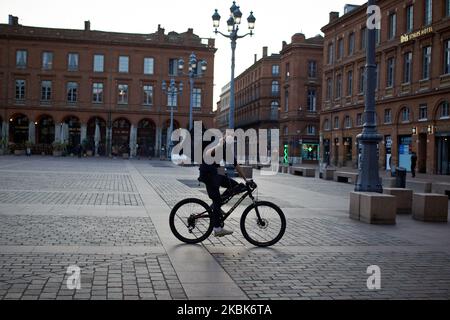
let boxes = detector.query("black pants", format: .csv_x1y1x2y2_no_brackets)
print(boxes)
411,165,416,177
204,174,239,228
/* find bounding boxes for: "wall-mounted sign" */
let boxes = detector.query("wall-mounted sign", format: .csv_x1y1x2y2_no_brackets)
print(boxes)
400,27,433,44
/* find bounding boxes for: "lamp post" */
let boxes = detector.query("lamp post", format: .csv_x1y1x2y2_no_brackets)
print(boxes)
177,53,207,131
212,1,255,130
355,0,383,193
162,79,183,160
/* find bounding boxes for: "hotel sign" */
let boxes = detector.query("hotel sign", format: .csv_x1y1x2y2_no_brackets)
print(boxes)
400,27,433,43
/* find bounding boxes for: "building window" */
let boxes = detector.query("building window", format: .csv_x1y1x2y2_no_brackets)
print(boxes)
357,113,363,126
445,39,450,75
344,116,352,128
337,38,344,60
41,81,52,101
284,90,289,112
387,57,395,88
419,105,428,120
347,70,353,96
447,0,450,17
271,101,279,119
334,116,340,129
359,67,365,93
348,32,355,56
42,52,53,70
285,63,290,79
272,65,280,76
142,85,153,106
283,126,289,136
193,88,202,108
118,84,129,104
169,59,179,76
67,82,78,103
441,101,450,118
306,125,316,135
144,57,154,75
118,56,129,73
271,81,280,95
361,27,367,50
15,79,26,100
424,0,432,26
327,43,334,64
92,83,103,103
375,29,381,45
422,46,432,80
335,74,342,99
384,109,392,123
307,89,316,112
401,107,411,122
406,5,414,33
93,54,104,72
16,50,27,68
326,78,332,100
403,52,413,84
308,61,317,78
389,13,397,40
68,53,79,71
324,119,330,131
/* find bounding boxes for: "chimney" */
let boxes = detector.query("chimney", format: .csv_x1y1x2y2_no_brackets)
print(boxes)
8,15,19,26
254,54,257,63
329,11,340,23
262,46,268,58
84,20,91,31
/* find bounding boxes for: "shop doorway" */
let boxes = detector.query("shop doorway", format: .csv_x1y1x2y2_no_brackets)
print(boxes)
436,135,450,175
418,133,427,174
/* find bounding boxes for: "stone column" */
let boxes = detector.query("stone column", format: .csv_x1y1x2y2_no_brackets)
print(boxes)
28,121,35,144
129,124,137,158
54,124,61,143
80,123,87,144
106,127,112,157
2,121,9,141
155,127,162,158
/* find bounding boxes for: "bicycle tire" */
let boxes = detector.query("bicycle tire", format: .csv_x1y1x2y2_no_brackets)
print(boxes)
169,198,214,244
240,201,286,247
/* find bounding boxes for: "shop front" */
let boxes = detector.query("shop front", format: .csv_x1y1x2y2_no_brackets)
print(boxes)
301,140,319,163
436,133,450,175
398,135,413,172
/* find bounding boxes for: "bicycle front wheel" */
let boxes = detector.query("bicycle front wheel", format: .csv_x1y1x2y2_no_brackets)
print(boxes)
240,201,286,247
169,198,214,244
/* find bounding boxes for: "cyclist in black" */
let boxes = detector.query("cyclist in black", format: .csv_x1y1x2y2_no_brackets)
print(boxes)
198,131,247,237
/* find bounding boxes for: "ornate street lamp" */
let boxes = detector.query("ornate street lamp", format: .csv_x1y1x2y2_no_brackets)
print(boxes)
162,79,183,160
177,52,207,131
355,0,383,193
212,1,255,129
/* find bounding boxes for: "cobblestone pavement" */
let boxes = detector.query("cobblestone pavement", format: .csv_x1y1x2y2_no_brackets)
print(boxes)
0,156,450,300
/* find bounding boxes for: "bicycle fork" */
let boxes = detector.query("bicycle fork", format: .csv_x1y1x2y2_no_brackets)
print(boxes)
248,192,266,227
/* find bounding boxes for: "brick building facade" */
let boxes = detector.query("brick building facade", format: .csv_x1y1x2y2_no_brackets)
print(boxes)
233,47,280,134
280,34,323,164
0,16,216,158
320,1,450,175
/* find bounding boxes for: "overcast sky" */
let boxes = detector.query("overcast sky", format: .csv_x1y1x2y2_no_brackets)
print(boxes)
0,0,366,108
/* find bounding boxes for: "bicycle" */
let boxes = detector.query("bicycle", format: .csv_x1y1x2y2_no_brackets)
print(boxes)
169,173,286,247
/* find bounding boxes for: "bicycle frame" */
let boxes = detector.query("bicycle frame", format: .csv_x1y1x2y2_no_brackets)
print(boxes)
190,186,258,224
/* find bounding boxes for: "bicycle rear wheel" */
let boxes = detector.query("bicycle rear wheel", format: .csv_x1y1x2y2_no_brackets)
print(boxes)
169,198,213,244
240,201,286,247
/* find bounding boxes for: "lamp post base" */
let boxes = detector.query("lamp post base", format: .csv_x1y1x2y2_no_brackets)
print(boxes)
355,131,383,193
